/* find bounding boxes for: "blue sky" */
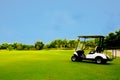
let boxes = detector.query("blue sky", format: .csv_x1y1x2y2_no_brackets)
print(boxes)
0,0,120,44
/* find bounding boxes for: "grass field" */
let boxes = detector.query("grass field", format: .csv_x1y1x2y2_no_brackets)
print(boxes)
0,50,120,80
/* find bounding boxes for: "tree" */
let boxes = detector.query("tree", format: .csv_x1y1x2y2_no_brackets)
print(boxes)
115,29,120,47
48,39,62,48
104,29,120,49
86,39,96,48
12,42,18,49
7,44,14,50
35,41,44,50
16,43,23,50
0,43,9,49
61,39,67,48
67,40,77,48
22,44,35,50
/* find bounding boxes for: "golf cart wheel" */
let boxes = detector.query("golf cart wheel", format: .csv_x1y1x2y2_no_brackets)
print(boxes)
71,56,77,62
95,57,103,64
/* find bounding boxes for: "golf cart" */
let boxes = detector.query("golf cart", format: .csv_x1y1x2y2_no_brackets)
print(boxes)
71,35,114,64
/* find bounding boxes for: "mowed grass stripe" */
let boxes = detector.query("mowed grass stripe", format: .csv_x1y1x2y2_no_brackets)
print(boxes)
0,50,120,80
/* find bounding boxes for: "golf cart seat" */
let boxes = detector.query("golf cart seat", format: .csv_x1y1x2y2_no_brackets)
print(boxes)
76,50,85,58
76,50,84,55
95,46,103,53
88,46,103,54
89,51,95,54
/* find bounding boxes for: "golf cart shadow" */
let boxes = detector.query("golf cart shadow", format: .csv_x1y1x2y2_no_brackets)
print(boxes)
79,60,113,65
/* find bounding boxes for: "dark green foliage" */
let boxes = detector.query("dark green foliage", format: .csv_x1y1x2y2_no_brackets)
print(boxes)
67,40,78,48
104,29,120,49
23,44,35,50
35,41,44,50
45,39,77,49
85,39,96,48
7,44,14,50
0,43,9,49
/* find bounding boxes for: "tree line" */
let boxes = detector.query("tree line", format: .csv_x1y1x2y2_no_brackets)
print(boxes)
0,29,120,50
0,39,78,50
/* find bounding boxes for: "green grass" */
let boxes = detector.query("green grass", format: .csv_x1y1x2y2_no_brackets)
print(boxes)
0,50,120,80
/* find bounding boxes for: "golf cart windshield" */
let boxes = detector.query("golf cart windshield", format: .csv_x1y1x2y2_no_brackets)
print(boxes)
76,38,92,51
76,40,83,50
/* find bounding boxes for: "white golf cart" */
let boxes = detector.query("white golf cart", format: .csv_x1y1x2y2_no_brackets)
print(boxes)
71,35,115,64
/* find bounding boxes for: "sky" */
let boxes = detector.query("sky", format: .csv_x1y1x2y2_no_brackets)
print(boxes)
0,0,120,44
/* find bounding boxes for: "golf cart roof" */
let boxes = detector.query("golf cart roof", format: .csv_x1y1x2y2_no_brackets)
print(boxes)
78,35,104,38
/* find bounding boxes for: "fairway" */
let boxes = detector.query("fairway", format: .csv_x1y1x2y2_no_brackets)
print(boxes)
0,50,120,80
